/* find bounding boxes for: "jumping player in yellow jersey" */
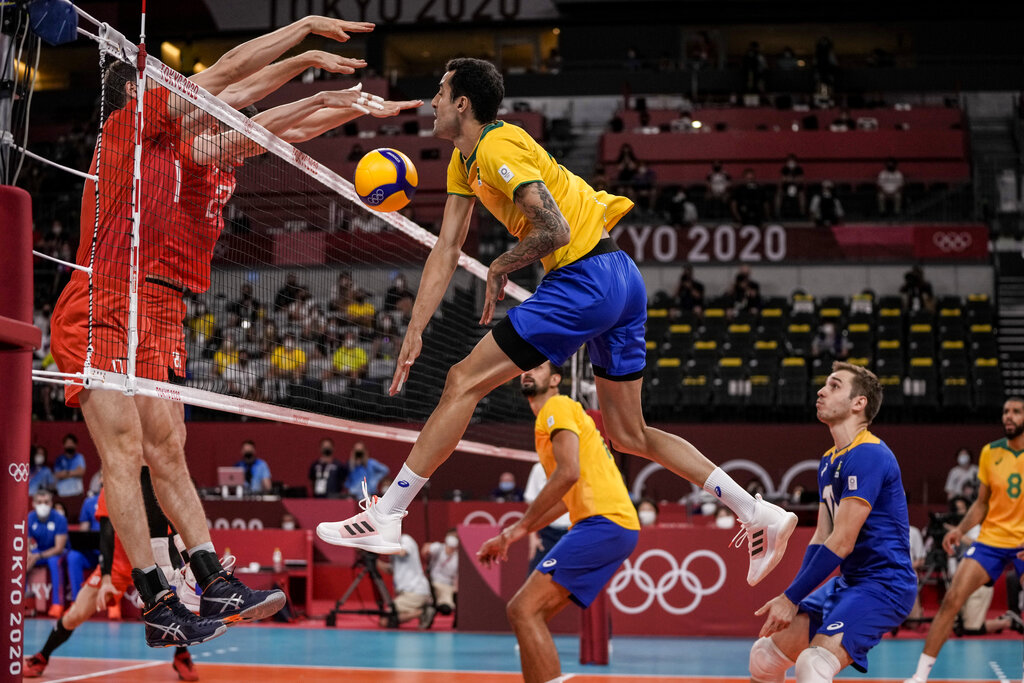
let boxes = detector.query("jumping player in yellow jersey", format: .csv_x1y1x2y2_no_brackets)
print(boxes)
477,361,639,683
317,57,796,587
905,397,1024,683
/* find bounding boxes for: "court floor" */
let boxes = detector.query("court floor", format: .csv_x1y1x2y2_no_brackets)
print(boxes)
23,619,1024,681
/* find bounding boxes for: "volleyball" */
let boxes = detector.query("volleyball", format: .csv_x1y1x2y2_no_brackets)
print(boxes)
353,147,418,212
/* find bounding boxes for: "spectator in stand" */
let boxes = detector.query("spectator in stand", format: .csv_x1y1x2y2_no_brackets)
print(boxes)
632,161,657,214
86,467,102,497
900,265,935,313
811,321,852,361
286,286,317,327
310,437,347,498
346,290,377,331
30,446,55,497
544,47,563,74
877,157,905,216
731,169,770,226
236,440,273,494
726,265,761,316
281,513,298,530
384,274,415,313
333,330,369,380
54,434,86,499
377,534,435,628
421,528,460,615
613,143,640,199
186,298,216,346
706,161,731,218
809,180,844,227
27,489,69,618
274,272,304,312
490,471,524,503
633,110,659,135
345,442,390,497
776,46,799,71
830,108,856,132
674,265,705,314
228,283,261,323
776,154,806,219
590,163,609,193
813,36,838,92
741,41,768,97
330,272,356,321
269,332,307,381
669,110,697,133
224,349,260,400
637,498,659,527
944,448,979,501
371,315,401,362
78,486,100,531
306,344,335,386
659,185,698,226
624,46,642,71
214,337,240,376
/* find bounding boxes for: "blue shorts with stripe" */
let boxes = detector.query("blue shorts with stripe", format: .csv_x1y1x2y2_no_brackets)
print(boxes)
536,515,638,608
964,541,1024,584
799,575,914,673
493,240,648,380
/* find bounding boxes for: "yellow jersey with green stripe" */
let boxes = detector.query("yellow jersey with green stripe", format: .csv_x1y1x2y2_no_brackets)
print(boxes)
446,121,633,272
977,438,1024,547
534,394,639,531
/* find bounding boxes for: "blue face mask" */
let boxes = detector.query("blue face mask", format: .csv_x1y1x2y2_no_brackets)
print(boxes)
499,480,515,492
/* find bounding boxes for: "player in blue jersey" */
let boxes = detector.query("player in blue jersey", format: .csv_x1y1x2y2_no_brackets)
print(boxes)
749,362,916,682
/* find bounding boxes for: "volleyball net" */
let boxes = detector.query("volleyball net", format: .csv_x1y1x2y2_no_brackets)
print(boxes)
27,13,539,460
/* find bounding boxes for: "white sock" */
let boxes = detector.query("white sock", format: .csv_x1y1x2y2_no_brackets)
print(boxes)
703,467,756,523
188,541,215,557
376,464,428,517
913,653,936,681
150,536,171,568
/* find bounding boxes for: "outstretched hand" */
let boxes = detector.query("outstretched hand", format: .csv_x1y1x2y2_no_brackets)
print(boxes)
95,577,119,612
306,16,375,42
389,331,423,396
942,527,963,556
371,99,425,118
754,594,797,638
302,50,368,75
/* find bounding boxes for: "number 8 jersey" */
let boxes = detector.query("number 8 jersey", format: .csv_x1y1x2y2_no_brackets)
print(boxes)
976,439,1024,548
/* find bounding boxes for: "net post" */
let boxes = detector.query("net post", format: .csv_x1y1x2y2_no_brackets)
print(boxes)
124,46,148,393
0,185,38,683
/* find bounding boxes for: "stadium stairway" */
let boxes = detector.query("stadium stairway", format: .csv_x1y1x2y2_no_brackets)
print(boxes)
996,252,1024,396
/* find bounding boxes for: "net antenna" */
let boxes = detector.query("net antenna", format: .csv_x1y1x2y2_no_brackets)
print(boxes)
28,8,542,461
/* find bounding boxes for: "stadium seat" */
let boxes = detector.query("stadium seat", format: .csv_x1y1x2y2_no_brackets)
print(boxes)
908,323,935,358
648,358,683,414
905,357,939,407
818,296,848,326
966,293,994,326
646,308,671,343
777,357,809,407
750,340,781,377
757,306,787,342
972,358,1004,408
874,339,904,378
879,374,904,408
713,357,749,407
749,372,775,407
846,323,874,360
941,375,972,409
937,306,965,341
689,340,719,374
790,293,817,326
700,307,729,343
969,323,998,359
679,372,711,407
723,323,754,359
939,340,969,377
663,323,695,358
786,323,814,357
876,304,904,341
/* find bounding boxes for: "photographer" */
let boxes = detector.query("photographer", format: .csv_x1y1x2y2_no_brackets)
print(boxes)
344,442,390,498
376,534,434,629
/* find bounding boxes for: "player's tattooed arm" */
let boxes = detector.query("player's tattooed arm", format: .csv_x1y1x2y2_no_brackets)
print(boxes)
492,181,570,274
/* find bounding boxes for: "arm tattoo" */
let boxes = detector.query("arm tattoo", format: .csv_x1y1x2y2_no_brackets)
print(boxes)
492,183,570,274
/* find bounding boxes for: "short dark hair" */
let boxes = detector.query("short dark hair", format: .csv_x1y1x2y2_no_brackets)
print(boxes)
104,59,137,114
445,58,504,125
639,497,659,514
242,440,256,448
832,361,883,424
63,433,78,444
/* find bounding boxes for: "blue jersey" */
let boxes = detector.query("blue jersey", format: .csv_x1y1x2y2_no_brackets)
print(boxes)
28,510,69,553
818,430,916,593
79,493,100,531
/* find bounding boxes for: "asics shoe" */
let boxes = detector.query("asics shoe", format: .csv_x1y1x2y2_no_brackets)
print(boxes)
731,494,798,586
316,480,404,554
198,572,285,624
143,592,227,648
23,653,47,678
172,648,199,681
174,553,237,615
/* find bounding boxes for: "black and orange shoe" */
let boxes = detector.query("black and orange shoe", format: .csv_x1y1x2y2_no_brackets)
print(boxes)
143,592,227,648
23,653,47,678
199,571,286,624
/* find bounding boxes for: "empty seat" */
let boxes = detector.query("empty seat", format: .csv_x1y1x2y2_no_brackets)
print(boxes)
905,357,939,407
777,357,809,407
846,323,874,359
786,323,814,356
941,375,972,409
879,374,904,408
969,323,998,358
908,323,935,358
648,358,683,413
663,323,695,358
972,358,1004,408
723,323,754,358
700,307,729,342
646,308,671,342
875,339,904,378
939,340,969,377
713,357,749,406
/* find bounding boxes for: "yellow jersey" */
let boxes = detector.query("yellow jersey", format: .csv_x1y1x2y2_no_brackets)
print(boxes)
446,122,633,272
534,394,639,531
271,346,306,373
977,438,1024,548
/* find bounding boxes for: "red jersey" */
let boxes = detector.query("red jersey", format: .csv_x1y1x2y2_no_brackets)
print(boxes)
70,88,182,307
151,138,236,293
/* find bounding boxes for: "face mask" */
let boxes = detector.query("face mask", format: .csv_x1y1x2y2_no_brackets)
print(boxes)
715,514,736,530
243,451,255,460
700,501,717,516
281,521,296,531
957,453,970,467
638,509,657,527
34,503,51,519
64,445,76,454
354,450,366,459
34,455,46,467
499,480,515,492
445,535,459,549
322,448,333,457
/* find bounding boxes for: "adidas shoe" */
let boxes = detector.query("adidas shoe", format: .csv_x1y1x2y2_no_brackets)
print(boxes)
731,494,798,586
316,479,404,553
143,592,227,648
198,572,285,624
23,653,47,678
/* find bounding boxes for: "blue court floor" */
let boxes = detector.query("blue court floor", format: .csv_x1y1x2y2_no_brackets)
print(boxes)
23,618,1024,681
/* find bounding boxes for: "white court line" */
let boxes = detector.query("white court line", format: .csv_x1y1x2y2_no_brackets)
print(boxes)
989,660,1010,683
49,660,164,682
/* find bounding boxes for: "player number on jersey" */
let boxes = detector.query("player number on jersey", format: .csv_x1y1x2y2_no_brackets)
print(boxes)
1009,473,1022,499
206,183,235,220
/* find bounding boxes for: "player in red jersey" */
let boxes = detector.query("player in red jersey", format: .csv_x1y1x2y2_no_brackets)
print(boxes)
47,15,376,647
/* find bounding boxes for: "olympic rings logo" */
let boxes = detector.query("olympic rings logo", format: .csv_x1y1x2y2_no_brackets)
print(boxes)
9,463,30,483
461,510,525,527
932,231,973,253
607,548,727,615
